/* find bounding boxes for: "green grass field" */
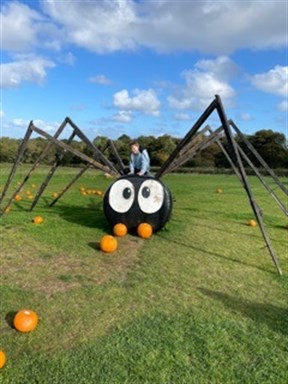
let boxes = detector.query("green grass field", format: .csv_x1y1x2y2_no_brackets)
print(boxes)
0,165,287,383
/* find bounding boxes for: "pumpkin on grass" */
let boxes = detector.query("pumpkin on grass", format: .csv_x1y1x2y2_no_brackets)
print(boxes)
100,235,118,253
33,216,44,224
113,223,128,237
13,309,39,333
14,194,22,201
248,219,257,227
137,223,153,239
0,350,6,369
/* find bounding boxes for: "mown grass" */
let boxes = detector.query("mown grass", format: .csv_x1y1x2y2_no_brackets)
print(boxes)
0,164,287,383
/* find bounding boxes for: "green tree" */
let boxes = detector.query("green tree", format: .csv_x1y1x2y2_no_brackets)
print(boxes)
93,136,109,152
23,138,56,164
148,135,177,166
249,130,287,168
0,138,20,162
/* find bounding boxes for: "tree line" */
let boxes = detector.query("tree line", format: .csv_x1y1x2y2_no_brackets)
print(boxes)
0,129,287,171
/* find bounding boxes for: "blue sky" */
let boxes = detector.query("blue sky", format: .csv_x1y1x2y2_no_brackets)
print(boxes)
1,0,287,141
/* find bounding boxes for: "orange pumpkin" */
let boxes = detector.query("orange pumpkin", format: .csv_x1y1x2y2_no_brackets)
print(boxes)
14,194,22,201
137,223,153,239
33,216,44,224
100,235,118,253
0,350,6,369
113,223,128,237
13,309,39,333
248,219,257,227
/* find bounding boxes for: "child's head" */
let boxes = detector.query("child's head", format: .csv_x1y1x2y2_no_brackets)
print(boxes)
130,141,140,154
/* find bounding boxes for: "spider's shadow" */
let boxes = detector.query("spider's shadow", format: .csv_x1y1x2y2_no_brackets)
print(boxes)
157,230,272,274
43,198,110,231
198,287,288,336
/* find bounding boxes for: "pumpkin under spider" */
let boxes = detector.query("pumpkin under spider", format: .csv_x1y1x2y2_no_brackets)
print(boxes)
103,174,173,237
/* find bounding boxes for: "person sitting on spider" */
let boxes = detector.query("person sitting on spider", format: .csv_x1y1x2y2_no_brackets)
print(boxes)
129,141,150,176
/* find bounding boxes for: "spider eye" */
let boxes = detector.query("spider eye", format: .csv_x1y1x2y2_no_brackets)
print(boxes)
123,187,132,199
138,180,164,214
141,186,150,198
109,179,135,213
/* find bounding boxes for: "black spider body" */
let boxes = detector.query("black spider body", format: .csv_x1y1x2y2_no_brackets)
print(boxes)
103,175,173,232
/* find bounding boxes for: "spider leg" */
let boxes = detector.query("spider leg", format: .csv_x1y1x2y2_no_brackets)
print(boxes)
0,117,120,215
155,94,283,275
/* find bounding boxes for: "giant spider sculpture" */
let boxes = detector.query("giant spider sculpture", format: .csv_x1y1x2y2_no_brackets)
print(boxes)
0,95,287,275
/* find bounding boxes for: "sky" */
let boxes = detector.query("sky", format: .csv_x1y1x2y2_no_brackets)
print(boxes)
1,0,287,142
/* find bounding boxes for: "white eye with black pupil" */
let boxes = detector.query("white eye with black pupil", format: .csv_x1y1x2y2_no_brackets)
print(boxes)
138,180,164,213
109,179,135,213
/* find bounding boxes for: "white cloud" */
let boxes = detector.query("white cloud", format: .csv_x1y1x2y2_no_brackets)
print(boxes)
10,118,28,127
38,0,286,54
168,56,236,111
174,113,191,121
278,100,288,112
251,66,288,113
69,104,86,112
0,55,55,88
195,56,240,82
41,0,138,53
58,52,76,66
1,1,63,52
89,75,112,85
112,111,133,123
3,1,284,55
135,1,286,54
251,66,288,98
113,89,161,116
1,117,65,138
10,118,60,133
1,2,42,51
236,113,253,122
32,119,62,132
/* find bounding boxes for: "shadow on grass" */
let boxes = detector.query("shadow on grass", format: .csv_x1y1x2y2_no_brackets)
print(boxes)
5,311,17,329
88,241,100,251
157,231,272,274
172,216,264,240
198,288,288,336
44,201,111,231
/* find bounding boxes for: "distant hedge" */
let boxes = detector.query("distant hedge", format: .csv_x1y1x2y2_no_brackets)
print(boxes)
150,167,288,177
